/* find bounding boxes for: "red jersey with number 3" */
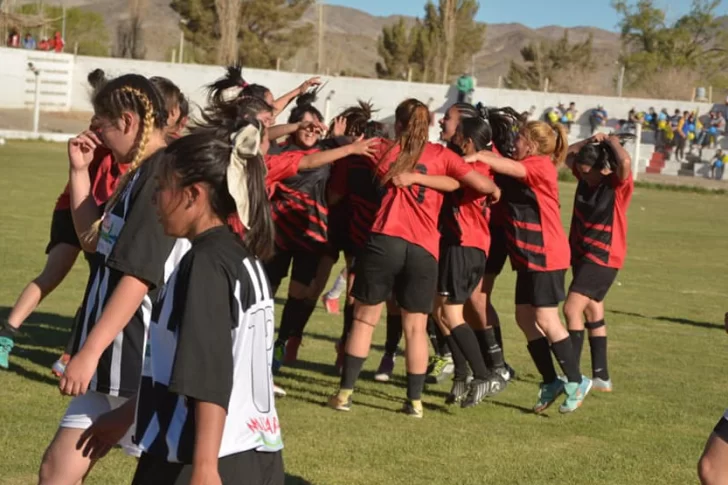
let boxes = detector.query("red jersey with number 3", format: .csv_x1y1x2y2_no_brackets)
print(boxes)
440,161,492,253
498,155,570,271
371,141,473,260
569,166,633,268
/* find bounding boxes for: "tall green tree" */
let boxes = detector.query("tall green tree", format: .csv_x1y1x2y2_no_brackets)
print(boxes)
505,31,595,91
171,0,312,67
376,0,485,84
614,0,728,90
376,18,413,79
237,0,313,69
17,4,109,56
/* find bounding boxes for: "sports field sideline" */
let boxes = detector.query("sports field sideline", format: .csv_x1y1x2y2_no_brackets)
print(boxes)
1,139,727,485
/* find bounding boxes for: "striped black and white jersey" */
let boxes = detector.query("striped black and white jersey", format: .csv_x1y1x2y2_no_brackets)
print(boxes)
71,150,191,398
134,227,283,463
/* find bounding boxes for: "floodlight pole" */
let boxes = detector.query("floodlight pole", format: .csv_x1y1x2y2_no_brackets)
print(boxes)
28,62,41,135
632,122,641,182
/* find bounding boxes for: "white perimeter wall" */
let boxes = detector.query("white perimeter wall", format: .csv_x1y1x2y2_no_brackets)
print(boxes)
1,46,724,151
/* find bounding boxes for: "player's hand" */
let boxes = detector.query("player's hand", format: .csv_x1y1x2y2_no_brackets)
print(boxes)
332,117,347,137
59,349,98,397
68,130,102,172
76,406,133,460
300,120,327,136
189,464,223,485
298,76,322,95
486,187,501,206
349,135,378,158
392,171,419,188
590,132,609,143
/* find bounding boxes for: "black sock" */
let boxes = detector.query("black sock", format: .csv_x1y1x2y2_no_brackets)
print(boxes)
451,324,489,380
589,336,609,380
551,337,582,383
433,323,450,357
276,297,307,345
340,354,366,390
406,373,427,401
527,337,557,383
427,315,439,353
340,303,354,343
384,314,403,355
493,325,504,353
446,335,469,380
291,299,317,339
0,322,18,339
569,330,585,369
475,327,505,370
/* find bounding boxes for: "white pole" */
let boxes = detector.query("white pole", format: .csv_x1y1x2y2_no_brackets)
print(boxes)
31,66,41,135
617,64,625,98
179,31,184,63
61,5,67,50
324,90,335,123
171,48,176,63
632,122,641,182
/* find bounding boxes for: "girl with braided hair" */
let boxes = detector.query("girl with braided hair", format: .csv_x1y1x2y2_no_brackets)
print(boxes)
80,108,284,485
562,132,634,393
38,74,192,484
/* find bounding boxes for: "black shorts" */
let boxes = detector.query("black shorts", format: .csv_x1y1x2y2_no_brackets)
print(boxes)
264,246,322,291
568,262,618,302
438,246,486,304
484,224,507,276
515,270,566,307
714,416,728,444
132,450,284,485
46,208,81,253
351,234,437,314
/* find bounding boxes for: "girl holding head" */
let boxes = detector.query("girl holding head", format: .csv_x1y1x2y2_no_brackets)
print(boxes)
473,120,592,413
38,74,191,484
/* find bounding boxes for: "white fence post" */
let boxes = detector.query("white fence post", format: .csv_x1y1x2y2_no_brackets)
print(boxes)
632,122,642,182
29,63,41,135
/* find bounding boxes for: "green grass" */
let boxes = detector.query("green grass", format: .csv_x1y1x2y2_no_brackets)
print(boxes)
1,140,728,484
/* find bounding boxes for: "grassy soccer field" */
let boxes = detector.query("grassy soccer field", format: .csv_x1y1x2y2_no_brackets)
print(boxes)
1,140,727,485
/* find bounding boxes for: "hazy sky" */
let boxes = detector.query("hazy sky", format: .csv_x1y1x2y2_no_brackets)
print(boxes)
324,0,728,31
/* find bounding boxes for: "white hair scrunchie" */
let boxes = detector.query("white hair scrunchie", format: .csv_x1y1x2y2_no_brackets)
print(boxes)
227,123,261,230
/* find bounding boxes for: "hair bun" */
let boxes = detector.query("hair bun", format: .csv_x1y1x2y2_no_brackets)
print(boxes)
358,100,375,120
87,69,107,89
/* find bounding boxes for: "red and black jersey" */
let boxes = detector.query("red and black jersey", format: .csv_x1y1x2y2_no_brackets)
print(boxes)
569,167,633,268
328,155,385,251
269,143,331,252
499,155,570,272
439,161,492,253
371,141,473,260
55,147,127,211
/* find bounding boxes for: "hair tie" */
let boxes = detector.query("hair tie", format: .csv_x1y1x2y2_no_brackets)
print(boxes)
240,81,249,89
227,124,261,229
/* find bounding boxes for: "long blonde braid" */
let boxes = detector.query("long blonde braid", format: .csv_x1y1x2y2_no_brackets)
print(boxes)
83,87,155,245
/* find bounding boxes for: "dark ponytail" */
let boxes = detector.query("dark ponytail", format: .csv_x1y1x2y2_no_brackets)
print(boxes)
87,68,107,90
480,104,522,158
288,86,324,123
207,64,272,109
164,100,275,261
330,100,378,137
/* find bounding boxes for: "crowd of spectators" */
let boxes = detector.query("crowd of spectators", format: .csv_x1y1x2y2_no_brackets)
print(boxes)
5,30,64,52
